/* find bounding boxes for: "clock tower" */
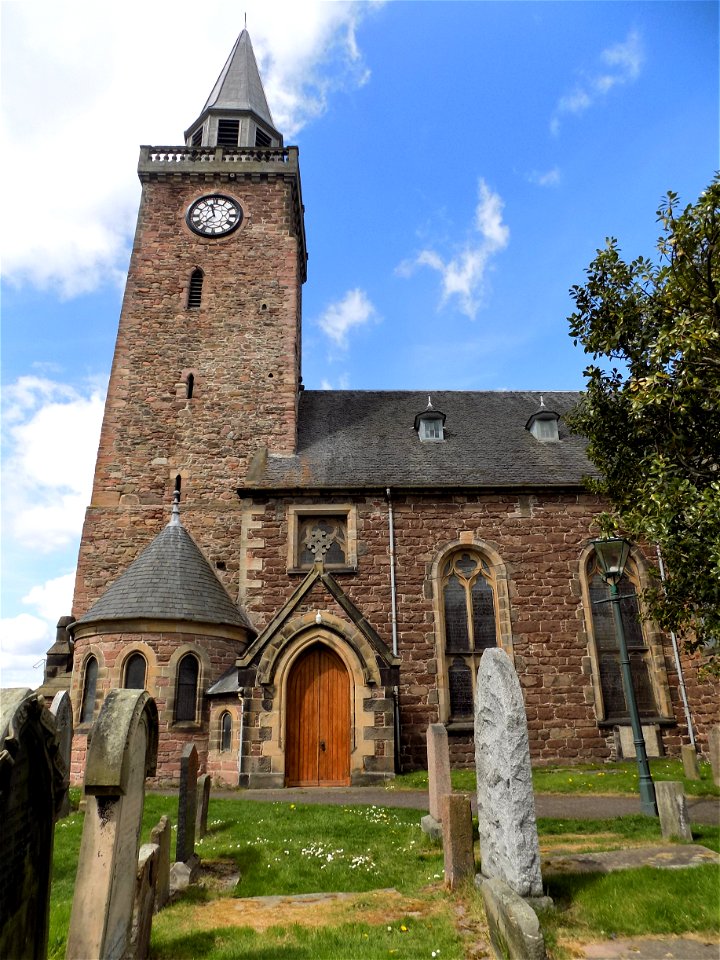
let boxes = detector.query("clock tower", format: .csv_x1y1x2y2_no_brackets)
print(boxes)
72,29,307,615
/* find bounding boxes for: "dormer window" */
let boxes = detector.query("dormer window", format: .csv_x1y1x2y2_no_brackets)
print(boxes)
526,398,560,442
415,398,446,442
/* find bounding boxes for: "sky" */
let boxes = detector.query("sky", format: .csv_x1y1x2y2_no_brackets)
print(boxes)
1,0,717,689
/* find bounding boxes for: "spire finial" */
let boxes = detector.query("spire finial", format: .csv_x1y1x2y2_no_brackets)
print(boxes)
170,489,181,525
427,395,433,410
244,11,247,28
539,395,545,409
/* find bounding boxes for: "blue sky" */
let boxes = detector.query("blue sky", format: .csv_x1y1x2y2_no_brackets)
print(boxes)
1,0,717,687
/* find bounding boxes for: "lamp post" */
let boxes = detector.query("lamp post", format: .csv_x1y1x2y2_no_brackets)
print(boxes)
592,537,658,817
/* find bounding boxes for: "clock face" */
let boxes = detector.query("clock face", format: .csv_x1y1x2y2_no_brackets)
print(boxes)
186,195,242,237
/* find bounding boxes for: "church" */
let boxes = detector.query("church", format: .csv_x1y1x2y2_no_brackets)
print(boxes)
42,30,714,787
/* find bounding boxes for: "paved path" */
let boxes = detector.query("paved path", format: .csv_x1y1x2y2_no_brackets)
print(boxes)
208,786,720,825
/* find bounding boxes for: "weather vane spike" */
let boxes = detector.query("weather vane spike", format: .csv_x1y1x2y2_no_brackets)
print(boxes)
427,395,433,410
539,394,545,408
244,11,247,28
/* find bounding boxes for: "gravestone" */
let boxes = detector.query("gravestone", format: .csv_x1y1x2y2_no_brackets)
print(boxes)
49,690,73,817
0,689,65,960
709,725,720,788
66,689,159,960
441,793,475,889
475,649,544,899
176,743,199,863
656,781,692,842
421,723,451,839
681,744,700,781
195,773,212,839
130,843,159,960
150,815,171,911
481,877,547,960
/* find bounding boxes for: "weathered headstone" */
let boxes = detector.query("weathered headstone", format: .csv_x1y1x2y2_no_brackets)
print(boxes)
681,744,700,781
656,781,693,842
0,689,65,960
66,689,159,960
49,690,73,818
709,725,720,788
421,723,452,839
130,843,159,960
441,793,475,889
176,743,199,863
475,648,544,898
150,815,171,911
195,773,211,839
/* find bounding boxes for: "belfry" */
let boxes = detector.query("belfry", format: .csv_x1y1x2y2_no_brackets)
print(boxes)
54,29,714,786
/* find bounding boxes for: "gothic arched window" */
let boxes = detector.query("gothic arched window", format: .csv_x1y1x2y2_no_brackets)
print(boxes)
441,550,499,719
123,652,147,690
80,655,98,724
220,711,232,751
175,654,199,722
586,555,658,720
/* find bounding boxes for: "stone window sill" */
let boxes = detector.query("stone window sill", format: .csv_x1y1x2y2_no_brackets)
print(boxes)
287,566,358,575
597,716,676,729
445,720,474,734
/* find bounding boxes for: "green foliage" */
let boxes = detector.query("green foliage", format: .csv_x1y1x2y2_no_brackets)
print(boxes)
567,176,720,670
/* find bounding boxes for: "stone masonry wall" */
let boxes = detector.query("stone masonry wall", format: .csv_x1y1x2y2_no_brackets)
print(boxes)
70,628,243,784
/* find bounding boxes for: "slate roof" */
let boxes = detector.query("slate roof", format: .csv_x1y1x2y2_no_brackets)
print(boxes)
75,518,255,632
206,665,240,696
244,390,596,491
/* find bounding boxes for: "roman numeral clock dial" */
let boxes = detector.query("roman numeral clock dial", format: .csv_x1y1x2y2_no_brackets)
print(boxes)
186,195,243,237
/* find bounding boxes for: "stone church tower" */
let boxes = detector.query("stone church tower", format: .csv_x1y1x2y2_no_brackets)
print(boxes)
62,29,716,787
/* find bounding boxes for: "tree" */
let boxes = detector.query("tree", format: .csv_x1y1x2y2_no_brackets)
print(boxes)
567,175,720,672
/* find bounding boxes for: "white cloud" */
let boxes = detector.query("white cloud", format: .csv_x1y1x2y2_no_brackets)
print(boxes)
316,289,377,348
1,2,380,296
527,167,561,188
398,179,510,320
551,29,644,134
2,376,105,552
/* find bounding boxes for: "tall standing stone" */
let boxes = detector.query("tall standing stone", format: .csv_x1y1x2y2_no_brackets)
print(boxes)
130,843,159,960
150,816,171,911
475,649,543,898
49,690,73,818
681,744,700,781
195,773,212,839
707,725,720,788
66,689,159,960
176,744,199,864
0,689,65,960
421,723,452,838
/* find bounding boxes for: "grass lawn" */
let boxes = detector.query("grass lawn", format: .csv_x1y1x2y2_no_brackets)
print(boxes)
389,758,720,798
48,793,719,959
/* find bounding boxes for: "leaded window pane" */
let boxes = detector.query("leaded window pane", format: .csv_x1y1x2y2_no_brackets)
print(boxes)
176,655,199,722
124,653,146,690
444,575,470,651
448,658,474,717
220,712,232,751
81,656,98,724
471,577,496,650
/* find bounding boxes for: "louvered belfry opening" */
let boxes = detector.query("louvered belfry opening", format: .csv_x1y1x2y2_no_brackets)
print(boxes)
217,118,240,146
188,269,203,309
255,127,271,147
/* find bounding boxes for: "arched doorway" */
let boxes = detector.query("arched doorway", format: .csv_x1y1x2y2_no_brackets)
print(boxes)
285,643,350,786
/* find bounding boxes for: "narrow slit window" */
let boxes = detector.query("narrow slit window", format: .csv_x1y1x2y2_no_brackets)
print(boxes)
174,475,182,499
220,711,232,751
188,269,203,309
80,656,98,724
186,373,194,399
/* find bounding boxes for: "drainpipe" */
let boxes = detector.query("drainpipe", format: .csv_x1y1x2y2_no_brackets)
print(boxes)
655,546,696,748
237,688,245,782
386,488,401,773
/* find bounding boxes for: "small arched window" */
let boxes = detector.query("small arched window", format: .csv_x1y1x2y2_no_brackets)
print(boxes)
80,655,98,724
124,652,147,690
175,654,199,722
587,556,658,720
220,711,232,751
186,373,195,399
440,550,499,719
187,268,204,309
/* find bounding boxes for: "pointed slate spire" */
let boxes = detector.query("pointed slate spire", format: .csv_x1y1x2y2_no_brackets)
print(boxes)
184,29,283,149
75,505,255,633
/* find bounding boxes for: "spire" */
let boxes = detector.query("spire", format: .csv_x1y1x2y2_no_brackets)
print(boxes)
184,29,283,149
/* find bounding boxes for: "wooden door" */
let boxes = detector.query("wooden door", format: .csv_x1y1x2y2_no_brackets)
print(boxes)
285,644,351,786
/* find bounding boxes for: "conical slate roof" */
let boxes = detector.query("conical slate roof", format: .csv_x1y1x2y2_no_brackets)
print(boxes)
201,29,276,125
75,514,254,633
